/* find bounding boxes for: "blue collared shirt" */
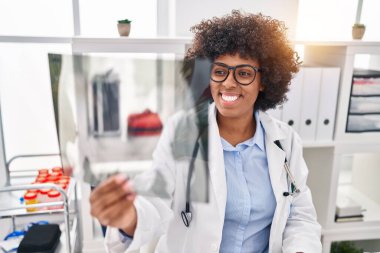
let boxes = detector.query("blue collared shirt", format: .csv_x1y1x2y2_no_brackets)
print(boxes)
220,111,276,253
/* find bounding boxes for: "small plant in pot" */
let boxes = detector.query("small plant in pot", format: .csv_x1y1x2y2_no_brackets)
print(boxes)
352,23,366,40
117,19,132,37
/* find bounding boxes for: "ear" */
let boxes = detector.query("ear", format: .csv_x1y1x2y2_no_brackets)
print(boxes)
259,84,264,92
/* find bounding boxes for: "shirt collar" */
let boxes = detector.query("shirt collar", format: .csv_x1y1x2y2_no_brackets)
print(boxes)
253,110,265,151
220,110,265,151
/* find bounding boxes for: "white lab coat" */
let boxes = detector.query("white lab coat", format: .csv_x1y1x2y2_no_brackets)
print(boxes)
105,103,322,253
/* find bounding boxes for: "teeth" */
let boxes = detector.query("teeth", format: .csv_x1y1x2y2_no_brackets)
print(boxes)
221,94,238,102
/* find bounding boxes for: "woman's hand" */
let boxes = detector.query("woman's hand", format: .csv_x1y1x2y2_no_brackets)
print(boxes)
90,174,137,236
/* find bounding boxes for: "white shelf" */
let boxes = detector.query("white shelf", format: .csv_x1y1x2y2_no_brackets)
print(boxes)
336,185,380,224
0,35,71,43
0,180,78,253
0,180,76,218
2,35,380,47
72,37,192,53
294,40,380,47
334,141,380,154
303,141,335,148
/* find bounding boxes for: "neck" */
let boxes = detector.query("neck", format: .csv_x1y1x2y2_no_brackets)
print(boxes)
217,111,256,147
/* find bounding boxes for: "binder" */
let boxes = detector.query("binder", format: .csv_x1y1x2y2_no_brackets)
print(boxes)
282,68,304,132
316,68,340,141
299,67,322,142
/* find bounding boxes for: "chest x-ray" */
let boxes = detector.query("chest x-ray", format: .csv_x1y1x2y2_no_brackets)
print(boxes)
48,53,211,202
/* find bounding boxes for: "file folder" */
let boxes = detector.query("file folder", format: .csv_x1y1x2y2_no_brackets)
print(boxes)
299,67,322,142
282,68,304,132
316,68,340,141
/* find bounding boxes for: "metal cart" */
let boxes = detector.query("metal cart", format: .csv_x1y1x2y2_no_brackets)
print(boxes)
0,176,79,253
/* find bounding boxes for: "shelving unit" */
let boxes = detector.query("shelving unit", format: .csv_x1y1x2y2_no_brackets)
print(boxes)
0,180,79,253
300,41,380,253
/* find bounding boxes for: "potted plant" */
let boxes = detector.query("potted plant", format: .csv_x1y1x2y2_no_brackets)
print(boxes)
331,241,363,253
352,0,365,40
117,19,132,37
352,23,366,40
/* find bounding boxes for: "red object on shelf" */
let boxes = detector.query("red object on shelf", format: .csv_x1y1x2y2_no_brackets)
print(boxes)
48,172,62,182
38,169,49,175
47,190,63,209
127,109,163,136
58,179,70,185
57,183,68,191
35,177,48,183
52,167,63,173
24,192,38,200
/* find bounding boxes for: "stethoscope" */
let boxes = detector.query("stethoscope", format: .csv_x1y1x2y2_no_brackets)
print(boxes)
274,140,301,197
181,138,301,227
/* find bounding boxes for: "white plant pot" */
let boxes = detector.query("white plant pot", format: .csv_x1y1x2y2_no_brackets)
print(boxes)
352,25,365,40
117,23,131,37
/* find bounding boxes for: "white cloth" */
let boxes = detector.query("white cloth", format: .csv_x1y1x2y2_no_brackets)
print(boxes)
105,103,322,253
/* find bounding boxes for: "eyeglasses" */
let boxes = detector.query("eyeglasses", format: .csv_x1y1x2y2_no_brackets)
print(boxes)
210,62,262,86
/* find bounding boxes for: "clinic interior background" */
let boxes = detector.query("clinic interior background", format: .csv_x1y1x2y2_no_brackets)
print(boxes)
1,0,380,252
0,0,380,204
0,0,379,172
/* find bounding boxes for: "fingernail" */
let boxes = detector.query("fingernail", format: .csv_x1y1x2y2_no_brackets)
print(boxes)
115,174,126,184
126,194,135,201
122,181,131,192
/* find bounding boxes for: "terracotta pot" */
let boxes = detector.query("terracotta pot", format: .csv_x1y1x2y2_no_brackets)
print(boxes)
117,23,131,37
352,25,365,40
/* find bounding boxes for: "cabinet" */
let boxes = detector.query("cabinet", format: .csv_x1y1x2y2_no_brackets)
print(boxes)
299,41,380,253
0,175,79,253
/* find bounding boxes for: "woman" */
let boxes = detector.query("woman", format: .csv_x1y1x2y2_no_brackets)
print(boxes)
90,10,322,253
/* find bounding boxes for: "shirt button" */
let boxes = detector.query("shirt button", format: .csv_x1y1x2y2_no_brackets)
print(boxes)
210,243,218,251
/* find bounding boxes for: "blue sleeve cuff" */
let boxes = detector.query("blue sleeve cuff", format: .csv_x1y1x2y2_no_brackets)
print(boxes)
118,229,134,242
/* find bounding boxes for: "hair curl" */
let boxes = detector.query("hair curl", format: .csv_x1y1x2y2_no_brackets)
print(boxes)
186,10,300,111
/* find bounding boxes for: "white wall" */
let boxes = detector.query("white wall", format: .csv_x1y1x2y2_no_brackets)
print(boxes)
0,0,73,36
171,0,299,39
296,0,380,41
79,0,157,37
0,44,69,161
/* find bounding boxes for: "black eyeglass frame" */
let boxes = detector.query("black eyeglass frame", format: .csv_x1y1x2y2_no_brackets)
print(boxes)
210,62,263,86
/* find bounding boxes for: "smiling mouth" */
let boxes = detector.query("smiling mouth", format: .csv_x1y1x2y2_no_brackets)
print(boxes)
221,94,239,102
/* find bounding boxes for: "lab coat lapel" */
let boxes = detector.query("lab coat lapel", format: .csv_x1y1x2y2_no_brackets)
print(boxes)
208,103,227,223
259,112,289,250
259,111,287,203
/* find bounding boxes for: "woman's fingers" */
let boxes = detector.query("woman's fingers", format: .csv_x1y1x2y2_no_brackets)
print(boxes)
91,181,132,212
90,174,137,231
96,198,136,228
90,174,127,202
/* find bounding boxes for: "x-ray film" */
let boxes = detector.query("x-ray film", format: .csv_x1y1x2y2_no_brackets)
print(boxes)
48,53,211,202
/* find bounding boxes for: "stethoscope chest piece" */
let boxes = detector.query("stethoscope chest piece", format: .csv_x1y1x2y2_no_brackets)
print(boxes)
181,211,192,227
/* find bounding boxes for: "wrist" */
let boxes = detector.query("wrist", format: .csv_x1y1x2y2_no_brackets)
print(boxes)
119,228,133,239
121,205,137,236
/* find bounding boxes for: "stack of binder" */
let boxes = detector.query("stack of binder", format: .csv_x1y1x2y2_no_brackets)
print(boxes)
273,66,341,142
335,193,364,222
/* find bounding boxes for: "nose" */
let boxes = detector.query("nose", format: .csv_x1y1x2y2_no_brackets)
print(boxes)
222,69,238,89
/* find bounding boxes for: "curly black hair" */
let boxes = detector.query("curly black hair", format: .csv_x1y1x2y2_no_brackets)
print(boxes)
186,10,301,111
